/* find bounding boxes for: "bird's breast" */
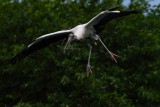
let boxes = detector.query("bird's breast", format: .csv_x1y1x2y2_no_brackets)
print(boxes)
72,24,88,40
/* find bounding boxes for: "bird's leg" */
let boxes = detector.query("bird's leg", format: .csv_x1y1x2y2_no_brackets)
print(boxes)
86,43,93,74
96,35,119,62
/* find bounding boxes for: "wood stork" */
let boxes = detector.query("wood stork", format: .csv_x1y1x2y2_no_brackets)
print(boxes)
11,7,140,73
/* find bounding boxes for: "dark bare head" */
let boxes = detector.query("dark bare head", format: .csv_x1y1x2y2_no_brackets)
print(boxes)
63,33,77,53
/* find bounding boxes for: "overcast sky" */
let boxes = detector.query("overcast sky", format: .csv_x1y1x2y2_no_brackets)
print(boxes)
123,0,160,6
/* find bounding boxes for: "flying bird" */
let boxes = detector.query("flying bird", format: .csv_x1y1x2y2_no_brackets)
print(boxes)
11,7,140,73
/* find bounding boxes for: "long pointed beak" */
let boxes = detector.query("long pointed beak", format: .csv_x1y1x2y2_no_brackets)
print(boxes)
63,36,72,53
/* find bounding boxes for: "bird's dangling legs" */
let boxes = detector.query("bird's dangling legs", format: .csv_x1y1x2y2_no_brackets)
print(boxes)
86,43,93,74
96,35,119,62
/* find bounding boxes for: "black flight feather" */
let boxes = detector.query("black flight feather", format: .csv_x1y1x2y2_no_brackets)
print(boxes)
94,10,141,34
11,30,72,64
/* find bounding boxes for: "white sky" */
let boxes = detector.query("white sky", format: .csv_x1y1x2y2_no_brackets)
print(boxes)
123,0,160,6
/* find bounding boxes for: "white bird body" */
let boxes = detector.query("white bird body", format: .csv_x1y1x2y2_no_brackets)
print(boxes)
72,24,87,40
71,24,96,40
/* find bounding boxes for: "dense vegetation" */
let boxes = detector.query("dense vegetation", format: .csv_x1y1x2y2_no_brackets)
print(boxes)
0,0,160,106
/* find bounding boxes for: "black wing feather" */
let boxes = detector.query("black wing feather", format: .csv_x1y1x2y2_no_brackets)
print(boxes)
94,10,140,34
11,30,72,64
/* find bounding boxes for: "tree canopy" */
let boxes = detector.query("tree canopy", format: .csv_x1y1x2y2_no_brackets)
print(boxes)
0,0,160,106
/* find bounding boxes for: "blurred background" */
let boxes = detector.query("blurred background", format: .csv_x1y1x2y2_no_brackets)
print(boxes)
0,0,160,106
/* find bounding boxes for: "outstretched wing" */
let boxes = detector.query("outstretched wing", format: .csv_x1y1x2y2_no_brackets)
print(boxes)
94,10,140,33
86,9,140,34
11,30,72,63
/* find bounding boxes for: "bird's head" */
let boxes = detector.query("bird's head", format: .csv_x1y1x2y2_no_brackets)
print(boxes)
68,33,77,42
63,33,77,53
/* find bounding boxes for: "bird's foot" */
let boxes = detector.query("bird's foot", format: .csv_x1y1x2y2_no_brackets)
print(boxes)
109,51,119,63
86,64,93,75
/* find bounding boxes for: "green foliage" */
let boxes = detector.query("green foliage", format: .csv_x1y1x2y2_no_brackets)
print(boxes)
0,0,160,106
